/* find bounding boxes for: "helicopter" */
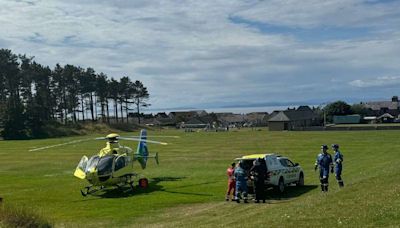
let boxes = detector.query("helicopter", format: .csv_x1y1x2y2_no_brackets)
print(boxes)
73,129,168,196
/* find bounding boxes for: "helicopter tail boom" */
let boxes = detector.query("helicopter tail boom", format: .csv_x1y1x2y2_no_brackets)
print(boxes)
134,152,159,165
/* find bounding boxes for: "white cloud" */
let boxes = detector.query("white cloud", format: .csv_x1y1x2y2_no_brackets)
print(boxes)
0,0,399,109
349,76,400,88
234,0,400,29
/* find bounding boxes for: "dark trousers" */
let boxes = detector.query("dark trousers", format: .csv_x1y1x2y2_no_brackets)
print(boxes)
254,180,265,201
335,172,344,187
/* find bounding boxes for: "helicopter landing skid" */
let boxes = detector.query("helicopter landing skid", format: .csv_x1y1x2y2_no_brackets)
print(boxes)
129,181,135,191
121,173,137,191
80,185,104,197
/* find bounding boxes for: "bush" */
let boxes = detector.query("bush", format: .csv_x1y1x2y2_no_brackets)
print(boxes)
0,204,52,228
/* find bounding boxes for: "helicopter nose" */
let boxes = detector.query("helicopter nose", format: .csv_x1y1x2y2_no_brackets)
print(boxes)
85,168,96,178
88,167,96,174
85,168,97,182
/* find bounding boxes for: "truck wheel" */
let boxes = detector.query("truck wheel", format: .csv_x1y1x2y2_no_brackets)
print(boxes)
297,173,304,186
276,178,285,193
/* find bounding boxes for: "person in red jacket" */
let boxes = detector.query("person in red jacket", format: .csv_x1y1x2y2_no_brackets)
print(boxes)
225,162,236,201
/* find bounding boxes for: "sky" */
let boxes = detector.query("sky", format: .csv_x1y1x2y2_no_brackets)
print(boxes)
1,0,400,111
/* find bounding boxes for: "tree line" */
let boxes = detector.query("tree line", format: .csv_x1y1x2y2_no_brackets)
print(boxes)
0,49,149,139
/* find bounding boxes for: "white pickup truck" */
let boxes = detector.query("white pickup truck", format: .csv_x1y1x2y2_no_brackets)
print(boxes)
235,153,304,193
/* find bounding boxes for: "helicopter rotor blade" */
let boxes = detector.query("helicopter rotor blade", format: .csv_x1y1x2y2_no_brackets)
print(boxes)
124,136,180,139
95,137,107,140
28,138,94,152
119,137,168,145
94,137,172,144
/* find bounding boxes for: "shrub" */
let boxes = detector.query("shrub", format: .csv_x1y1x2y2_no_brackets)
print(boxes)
0,204,52,228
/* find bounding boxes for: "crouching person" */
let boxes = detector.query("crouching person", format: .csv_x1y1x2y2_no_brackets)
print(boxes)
234,161,248,203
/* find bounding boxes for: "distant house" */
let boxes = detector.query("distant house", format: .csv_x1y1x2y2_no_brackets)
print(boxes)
245,112,269,127
268,106,319,131
155,112,169,119
363,116,377,124
156,118,176,126
361,96,400,116
181,117,210,129
169,110,207,122
216,113,246,127
153,112,176,126
181,113,219,128
333,115,361,124
141,118,161,126
377,113,395,123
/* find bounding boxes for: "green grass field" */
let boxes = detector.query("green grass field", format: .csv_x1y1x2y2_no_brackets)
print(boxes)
1,129,399,227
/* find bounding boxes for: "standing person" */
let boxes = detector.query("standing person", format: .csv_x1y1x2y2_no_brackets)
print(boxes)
332,144,344,187
250,158,267,203
234,162,249,203
314,145,333,192
225,162,236,201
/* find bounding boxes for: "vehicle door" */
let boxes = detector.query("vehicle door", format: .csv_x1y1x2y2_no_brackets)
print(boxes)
279,158,297,183
265,155,280,185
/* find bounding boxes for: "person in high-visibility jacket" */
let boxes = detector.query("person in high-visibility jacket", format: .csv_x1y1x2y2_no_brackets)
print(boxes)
332,144,344,187
98,133,132,157
315,145,333,192
225,162,236,201
234,162,249,203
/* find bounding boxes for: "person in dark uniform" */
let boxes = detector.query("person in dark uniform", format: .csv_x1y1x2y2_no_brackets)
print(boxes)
315,145,333,192
332,144,344,187
250,158,267,203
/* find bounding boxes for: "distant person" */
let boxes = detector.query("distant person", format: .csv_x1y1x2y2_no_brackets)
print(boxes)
332,144,344,187
225,162,236,201
314,145,333,192
250,158,267,203
234,161,249,203
98,133,132,157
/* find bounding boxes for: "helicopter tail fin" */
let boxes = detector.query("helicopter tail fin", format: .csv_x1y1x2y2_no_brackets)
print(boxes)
134,129,161,169
136,129,149,169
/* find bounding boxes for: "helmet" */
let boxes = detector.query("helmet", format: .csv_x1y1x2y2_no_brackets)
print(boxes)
321,145,328,150
332,144,339,149
106,133,120,143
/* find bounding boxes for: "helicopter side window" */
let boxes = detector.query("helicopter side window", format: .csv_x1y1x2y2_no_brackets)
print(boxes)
97,155,114,176
114,155,127,171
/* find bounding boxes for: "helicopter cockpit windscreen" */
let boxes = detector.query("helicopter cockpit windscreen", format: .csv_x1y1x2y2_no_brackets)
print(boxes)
97,155,114,177
77,156,88,171
85,155,100,172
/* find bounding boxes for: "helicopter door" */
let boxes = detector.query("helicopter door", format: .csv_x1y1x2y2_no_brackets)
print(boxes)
97,155,114,182
114,155,128,171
